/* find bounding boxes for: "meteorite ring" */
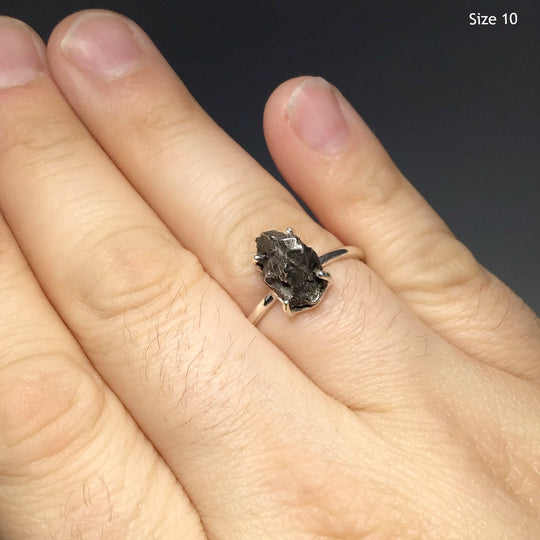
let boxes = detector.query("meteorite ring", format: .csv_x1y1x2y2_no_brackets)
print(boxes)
248,228,365,325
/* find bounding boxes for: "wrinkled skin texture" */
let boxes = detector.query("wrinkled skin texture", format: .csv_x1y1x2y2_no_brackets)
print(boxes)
0,9,538,540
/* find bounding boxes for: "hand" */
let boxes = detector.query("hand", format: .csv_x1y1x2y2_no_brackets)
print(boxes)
0,10,538,539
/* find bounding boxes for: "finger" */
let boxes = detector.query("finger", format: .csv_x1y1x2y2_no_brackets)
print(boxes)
423,351,540,515
4,14,539,540
0,203,201,536
41,14,540,535
0,14,375,538
43,10,465,414
263,76,540,380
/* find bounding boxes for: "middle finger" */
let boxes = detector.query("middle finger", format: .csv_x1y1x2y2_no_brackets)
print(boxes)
47,10,453,411
0,16,360,537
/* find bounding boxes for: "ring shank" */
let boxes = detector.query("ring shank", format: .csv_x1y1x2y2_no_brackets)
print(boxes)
318,246,365,266
248,245,365,325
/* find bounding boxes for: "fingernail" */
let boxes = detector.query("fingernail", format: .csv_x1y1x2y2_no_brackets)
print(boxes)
287,77,351,154
0,18,43,89
61,12,143,79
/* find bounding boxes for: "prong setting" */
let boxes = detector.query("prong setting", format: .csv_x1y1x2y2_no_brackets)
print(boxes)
248,228,365,325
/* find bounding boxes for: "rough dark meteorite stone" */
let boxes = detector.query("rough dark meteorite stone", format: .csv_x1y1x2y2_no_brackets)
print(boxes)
255,230,328,312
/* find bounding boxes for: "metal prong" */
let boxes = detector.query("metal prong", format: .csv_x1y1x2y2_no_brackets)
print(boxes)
315,269,332,282
282,300,296,317
254,254,264,261
285,227,294,235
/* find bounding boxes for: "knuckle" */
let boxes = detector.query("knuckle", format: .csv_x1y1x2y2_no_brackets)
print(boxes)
0,354,105,471
69,226,206,321
127,93,199,154
398,231,481,295
336,154,404,213
271,447,383,538
0,110,87,177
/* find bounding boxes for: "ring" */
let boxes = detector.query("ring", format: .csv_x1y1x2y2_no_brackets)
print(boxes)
248,228,365,325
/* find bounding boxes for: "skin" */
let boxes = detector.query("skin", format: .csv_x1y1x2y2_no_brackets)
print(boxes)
0,9,538,539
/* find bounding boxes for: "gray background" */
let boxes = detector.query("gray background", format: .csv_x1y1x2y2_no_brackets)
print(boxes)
2,0,539,312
